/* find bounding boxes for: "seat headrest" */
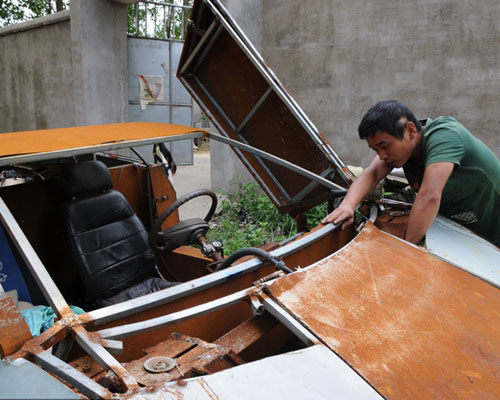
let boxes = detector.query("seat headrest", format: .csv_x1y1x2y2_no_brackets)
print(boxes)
62,161,113,198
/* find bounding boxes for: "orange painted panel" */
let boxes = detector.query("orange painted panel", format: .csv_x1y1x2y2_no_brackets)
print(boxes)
268,222,500,399
0,122,204,157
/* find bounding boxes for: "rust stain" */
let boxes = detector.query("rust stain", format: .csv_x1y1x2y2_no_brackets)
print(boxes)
197,377,220,400
14,321,67,357
214,313,278,354
85,331,110,348
268,222,500,399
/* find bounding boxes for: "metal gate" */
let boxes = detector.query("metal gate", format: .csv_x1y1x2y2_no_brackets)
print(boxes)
127,1,194,165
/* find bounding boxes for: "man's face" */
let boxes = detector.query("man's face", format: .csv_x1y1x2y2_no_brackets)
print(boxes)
365,127,416,168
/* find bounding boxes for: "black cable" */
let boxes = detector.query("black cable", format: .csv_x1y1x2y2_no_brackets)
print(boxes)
214,247,292,274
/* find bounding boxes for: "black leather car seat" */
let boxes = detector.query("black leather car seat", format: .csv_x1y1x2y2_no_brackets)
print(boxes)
61,160,177,308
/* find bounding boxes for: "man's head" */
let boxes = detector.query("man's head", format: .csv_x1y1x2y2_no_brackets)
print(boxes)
358,100,423,168
358,100,422,140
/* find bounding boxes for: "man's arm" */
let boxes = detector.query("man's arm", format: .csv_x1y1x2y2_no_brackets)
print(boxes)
322,156,392,229
404,162,455,244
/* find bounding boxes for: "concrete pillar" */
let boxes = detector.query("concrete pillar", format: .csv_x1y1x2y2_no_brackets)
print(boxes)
210,0,262,193
70,0,129,126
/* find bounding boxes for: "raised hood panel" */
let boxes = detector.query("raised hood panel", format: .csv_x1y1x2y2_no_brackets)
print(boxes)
178,0,353,215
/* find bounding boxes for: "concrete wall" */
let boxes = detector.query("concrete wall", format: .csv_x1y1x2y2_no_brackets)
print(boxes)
0,13,74,132
213,0,500,187
0,0,128,133
261,0,500,166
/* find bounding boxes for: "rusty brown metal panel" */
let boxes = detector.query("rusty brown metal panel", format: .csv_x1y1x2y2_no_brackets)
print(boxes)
0,296,32,357
240,90,330,198
162,246,212,282
267,222,500,399
109,165,149,225
148,165,180,229
195,30,270,128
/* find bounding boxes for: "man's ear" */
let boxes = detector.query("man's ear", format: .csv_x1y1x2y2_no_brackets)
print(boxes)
406,121,417,139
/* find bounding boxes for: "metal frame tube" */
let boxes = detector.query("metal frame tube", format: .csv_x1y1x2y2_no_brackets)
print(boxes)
191,24,224,74
97,288,249,340
207,133,345,191
291,167,335,203
192,75,237,130
179,19,220,75
73,325,138,390
236,134,292,202
33,350,111,400
261,295,320,346
236,86,273,133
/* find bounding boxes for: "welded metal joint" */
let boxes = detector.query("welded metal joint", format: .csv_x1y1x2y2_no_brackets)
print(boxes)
249,294,264,315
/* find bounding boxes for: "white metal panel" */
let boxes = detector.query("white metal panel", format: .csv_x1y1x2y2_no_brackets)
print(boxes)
156,345,383,399
0,358,80,399
426,216,500,287
171,41,192,104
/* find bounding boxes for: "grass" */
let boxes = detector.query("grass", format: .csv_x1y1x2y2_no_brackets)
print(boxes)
207,181,328,255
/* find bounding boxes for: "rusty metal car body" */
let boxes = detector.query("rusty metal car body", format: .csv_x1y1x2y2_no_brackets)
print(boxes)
0,0,499,398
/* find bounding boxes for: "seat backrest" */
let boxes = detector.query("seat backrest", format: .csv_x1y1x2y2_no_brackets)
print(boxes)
61,161,157,304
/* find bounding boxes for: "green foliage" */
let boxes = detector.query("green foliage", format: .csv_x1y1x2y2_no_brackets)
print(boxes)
127,0,193,40
0,0,68,28
207,181,329,255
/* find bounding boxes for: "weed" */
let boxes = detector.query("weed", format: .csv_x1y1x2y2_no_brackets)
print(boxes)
207,181,329,255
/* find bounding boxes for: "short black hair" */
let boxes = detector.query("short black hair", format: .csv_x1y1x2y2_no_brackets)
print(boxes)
358,100,422,139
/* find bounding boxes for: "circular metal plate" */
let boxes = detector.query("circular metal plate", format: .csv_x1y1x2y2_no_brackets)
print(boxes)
143,356,176,373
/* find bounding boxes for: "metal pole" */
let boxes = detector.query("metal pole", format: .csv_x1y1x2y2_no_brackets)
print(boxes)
97,288,250,340
207,133,346,191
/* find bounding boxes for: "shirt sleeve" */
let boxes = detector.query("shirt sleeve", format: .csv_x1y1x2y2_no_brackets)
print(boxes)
424,128,465,167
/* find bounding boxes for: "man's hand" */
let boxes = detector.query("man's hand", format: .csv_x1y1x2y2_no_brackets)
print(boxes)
321,156,391,230
322,203,355,229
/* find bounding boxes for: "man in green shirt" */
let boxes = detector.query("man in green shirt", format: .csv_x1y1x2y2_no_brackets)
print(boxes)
322,100,500,247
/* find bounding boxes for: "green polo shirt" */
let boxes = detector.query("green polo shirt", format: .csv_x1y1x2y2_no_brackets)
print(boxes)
403,116,500,246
